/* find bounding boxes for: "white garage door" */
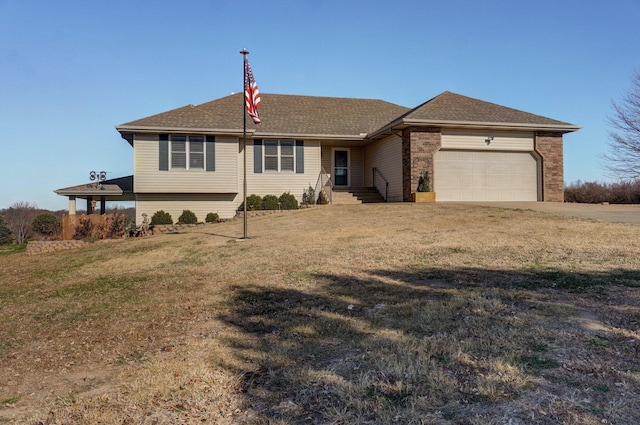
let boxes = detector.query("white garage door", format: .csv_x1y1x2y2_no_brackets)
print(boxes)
434,150,538,201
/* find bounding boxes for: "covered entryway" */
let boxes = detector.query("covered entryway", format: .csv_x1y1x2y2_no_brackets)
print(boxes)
332,148,350,187
434,150,539,201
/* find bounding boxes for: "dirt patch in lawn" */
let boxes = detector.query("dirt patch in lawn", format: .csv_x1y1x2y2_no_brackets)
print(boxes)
1,203,639,424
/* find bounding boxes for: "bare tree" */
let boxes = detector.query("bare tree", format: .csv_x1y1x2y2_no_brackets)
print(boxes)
3,202,38,244
603,70,640,180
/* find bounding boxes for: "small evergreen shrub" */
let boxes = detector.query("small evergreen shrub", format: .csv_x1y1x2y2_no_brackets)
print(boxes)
205,212,219,223
31,212,61,240
417,170,431,192
238,194,263,211
262,194,279,210
178,210,198,224
150,210,173,225
302,185,316,205
279,192,299,210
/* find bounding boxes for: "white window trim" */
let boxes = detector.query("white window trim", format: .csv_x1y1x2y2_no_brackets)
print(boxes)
170,135,205,171
264,139,296,173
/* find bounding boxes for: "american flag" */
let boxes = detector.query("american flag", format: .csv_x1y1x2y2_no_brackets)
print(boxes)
244,56,261,124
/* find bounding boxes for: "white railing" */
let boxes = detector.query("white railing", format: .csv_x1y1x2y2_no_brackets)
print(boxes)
315,167,333,204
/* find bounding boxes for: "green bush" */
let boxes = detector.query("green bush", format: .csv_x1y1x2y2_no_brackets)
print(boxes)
31,212,61,240
262,195,279,210
150,210,173,225
238,194,263,211
302,185,316,205
417,170,431,192
178,210,198,224
279,192,299,210
205,212,219,223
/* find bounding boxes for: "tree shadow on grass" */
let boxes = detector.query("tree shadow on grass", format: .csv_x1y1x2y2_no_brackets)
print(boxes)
216,266,640,424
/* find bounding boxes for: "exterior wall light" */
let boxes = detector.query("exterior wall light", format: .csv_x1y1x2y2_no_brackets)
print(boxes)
485,136,494,145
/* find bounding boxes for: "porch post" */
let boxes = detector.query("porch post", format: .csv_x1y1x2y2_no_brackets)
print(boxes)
68,196,76,216
100,195,106,215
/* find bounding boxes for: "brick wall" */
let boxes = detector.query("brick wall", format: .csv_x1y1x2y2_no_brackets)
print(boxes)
534,132,564,202
402,127,441,201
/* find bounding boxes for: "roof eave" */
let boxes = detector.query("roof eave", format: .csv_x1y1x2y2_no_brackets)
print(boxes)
115,126,368,141
115,125,255,136
368,119,581,137
254,132,367,141
54,189,124,196
400,119,582,133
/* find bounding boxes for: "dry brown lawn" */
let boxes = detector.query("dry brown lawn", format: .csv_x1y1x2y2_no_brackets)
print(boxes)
1,203,639,424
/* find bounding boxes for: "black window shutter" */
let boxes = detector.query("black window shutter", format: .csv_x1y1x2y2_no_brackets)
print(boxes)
254,139,263,173
296,140,304,173
206,136,215,171
159,134,169,171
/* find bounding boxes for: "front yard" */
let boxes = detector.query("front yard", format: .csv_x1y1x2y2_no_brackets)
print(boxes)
1,203,639,424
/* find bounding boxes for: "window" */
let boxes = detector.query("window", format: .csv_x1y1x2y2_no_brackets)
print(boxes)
159,134,214,171
189,136,204,169
264,140,295,172
170,135,204,170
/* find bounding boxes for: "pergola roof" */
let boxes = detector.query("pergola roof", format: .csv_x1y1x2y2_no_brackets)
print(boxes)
54,175,134,201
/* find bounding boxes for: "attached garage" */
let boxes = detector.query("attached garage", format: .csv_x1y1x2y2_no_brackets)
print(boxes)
433,130,540,201
434,150,539,201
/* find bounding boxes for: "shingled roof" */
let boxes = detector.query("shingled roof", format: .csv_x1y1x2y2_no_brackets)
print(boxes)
392,91,580,132
117,93,410,139
116,91,579,141
54,176,135,201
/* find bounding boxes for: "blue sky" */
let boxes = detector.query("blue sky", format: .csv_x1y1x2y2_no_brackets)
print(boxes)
1,0,638,210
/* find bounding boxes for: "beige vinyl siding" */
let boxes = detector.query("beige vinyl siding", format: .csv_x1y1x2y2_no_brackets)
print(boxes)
321,145,332,178
136,193,239,223
350,148,364,187
441,130,534,151
364,135,403,202
134,134,238,193
239,140,322,206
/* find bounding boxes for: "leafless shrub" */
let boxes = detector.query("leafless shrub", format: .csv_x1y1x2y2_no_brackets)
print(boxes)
73,216,95,240
2,201,38,243
564,179,640,203
105,214,126,239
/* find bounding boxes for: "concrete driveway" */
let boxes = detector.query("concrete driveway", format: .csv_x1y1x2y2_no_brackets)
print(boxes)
461,202,640,225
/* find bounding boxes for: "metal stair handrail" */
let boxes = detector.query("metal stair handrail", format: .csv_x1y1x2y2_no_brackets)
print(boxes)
372,167,389,202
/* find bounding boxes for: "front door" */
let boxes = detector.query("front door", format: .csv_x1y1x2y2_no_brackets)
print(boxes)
333,149,349,186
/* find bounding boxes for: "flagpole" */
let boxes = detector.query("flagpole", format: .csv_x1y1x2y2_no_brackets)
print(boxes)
240,48,249,239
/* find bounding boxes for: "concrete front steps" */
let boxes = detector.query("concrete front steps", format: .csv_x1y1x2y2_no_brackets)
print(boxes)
331,187,385,204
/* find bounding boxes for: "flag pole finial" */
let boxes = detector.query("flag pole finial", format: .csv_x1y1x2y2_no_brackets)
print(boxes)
240,48,249,55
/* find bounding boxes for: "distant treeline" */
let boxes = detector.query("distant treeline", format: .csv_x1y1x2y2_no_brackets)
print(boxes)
45,207,136,223
565,180,640,204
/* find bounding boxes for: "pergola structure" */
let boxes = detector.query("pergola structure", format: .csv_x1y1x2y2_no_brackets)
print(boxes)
54,176,134,214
